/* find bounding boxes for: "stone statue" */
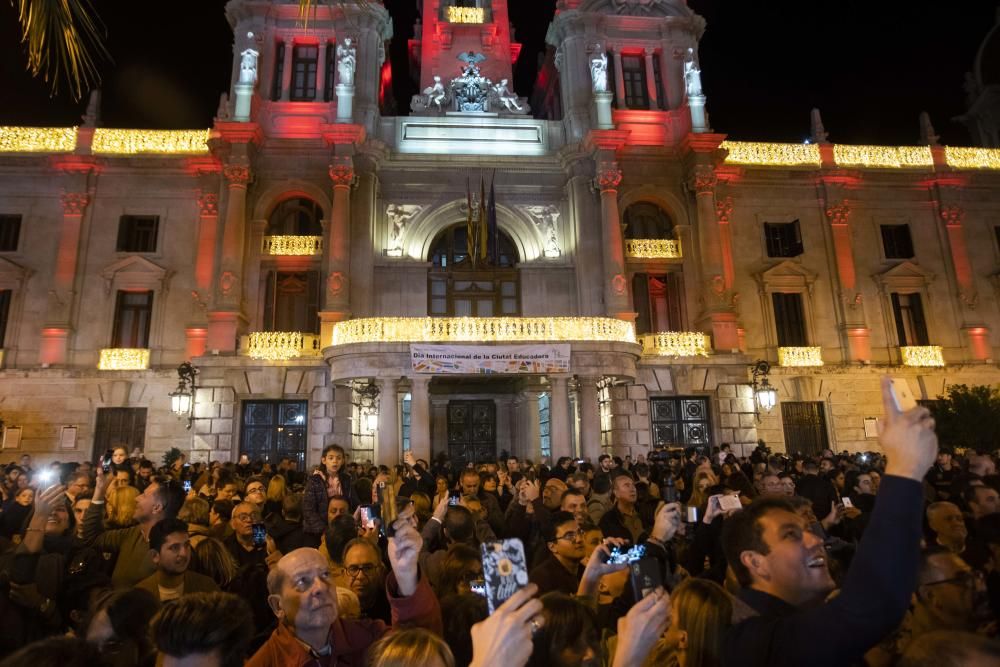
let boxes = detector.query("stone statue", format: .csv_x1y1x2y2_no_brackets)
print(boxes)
452,52,491,112
216,92,231,120
386,204,423,254
683,48,702,97
492,79,523,112
239,48,259,85
337,38,357,86
423,76,448,111
590,46,608,93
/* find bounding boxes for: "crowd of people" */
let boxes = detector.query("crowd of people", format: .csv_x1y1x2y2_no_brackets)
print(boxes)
0,377,997,666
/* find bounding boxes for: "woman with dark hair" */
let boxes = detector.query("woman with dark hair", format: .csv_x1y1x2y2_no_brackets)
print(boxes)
302,444,359,547
527,593,601,667
435,543,483,600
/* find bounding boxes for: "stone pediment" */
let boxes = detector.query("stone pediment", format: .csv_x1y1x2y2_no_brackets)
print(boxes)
100,256,173,294
756,260,818,294
0,257,32,289
580,0,696,18
875,261,935,290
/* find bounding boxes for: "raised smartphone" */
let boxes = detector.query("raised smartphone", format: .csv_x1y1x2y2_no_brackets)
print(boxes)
481,538,529,614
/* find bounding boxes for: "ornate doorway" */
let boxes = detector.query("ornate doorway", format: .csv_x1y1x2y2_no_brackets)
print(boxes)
240,400,308,468
447,400,496,466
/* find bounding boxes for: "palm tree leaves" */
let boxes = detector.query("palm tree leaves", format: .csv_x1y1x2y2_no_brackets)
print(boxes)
13,0,110,100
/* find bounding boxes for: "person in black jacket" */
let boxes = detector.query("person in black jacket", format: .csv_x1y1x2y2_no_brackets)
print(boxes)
720,377,939,667
301,445,359,547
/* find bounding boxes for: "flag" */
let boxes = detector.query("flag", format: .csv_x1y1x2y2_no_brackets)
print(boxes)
465,177,475,263
478,174,488,262
487,171,498,265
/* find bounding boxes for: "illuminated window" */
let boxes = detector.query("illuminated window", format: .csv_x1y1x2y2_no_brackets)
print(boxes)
539,393,551,460
764,221,803,258
621,55,648,110
772,293,808,347
262,271,320,334
881,224,914,259
598,381,613,453
272,42,285,101
891,293,929,346
0,215,21,252
633,274,684,336
116,215,159,253
291,45,318,101
402,393,412,453
428,224,520,316
111,291,153,348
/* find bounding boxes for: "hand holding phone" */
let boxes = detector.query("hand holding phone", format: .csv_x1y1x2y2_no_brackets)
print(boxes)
718,494,743,512
889,378,918,412
481,538,530,614
251,523,267,549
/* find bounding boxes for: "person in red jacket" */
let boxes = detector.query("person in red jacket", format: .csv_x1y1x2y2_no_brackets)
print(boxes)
247,506,441,667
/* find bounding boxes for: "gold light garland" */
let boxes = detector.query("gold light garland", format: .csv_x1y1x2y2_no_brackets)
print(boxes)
945,147,1000,170
640,332,710,357
720,141,822,167
332,317,637,346
0,126,77,153
901,346,945,367
91,129,211,155
243,332,322,361
777,346,824,367
624,239,682,259
98,348,150,370
447,6,485,23
833,145,933,169
263,236,324,256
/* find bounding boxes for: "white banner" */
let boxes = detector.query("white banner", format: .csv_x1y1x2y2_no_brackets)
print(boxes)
410,344,571,375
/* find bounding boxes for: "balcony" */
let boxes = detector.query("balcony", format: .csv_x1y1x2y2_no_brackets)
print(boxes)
640,332,710,358
624,239,682,260
98,348,150,370
240,332,322,361
777,347,824,367
331,317,637,345
262,236,323,256
901,346,945,367
445,6,485,23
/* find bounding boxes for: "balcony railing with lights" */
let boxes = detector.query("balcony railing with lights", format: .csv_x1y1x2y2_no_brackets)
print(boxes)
446,6,485,23
901,346,945,367
331,317,637,346
777,347,824,367
640,332,710,358
624,239,682,259
98,348,150,371
240,333,322,361
262,236,323,256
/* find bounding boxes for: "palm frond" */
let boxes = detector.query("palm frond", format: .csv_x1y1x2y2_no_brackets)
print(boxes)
15,0,110,100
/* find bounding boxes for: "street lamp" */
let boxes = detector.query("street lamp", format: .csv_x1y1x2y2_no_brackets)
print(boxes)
169,362,198,429
750,360,777,418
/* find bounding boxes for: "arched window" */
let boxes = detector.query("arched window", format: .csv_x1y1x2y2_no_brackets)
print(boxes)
623,202,674,239
266,198,324,236
428,224,519,316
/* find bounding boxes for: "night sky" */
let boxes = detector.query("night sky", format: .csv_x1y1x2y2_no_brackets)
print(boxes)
0,0,995,146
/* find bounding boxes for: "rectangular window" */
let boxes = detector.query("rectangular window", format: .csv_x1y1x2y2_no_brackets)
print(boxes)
94,408,146,461
262,271,320,333
764,221,803,258
0,290,11,348
111,290,153,348
324,43,336,102
772,292,808,347
0,215,21,252
622,55,649,109
116,215,159,253
240,401,307,468
780,402,829,456
891,292,930,346
652,54,664,110
272,42,285,101
538,393,551,460
291,45,318,101
599,381,613,453
881,224,914,259
401,393,412,453
650,397,711,449
633,273,684,335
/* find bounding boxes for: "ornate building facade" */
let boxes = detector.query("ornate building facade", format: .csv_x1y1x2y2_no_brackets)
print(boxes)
0,0,998,466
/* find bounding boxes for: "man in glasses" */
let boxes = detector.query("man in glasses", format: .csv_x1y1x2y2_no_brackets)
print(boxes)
338,539,390,623
530,511,587,595
225,501,282,635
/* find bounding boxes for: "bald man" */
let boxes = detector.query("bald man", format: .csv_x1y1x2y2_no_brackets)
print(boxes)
248,513,441,667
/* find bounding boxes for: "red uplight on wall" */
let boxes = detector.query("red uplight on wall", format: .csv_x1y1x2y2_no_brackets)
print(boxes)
379,60,393,107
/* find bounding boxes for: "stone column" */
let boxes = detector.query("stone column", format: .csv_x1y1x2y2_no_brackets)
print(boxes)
376,378,399,466
549,375,571,463
187,191,219,359
207,164,250,353
521,391,541,461
350,164,377,318
321,157,355,343
41,192,90,365
716,196,735,290
596,160,631,320
281,41,294,101
577,377,601,464
824,200,870,361
662,49,681,111
612,48,627,109
643,48,659,110
569,169,603,316
691,164,739,351
938,203,990,360
409,376,432,463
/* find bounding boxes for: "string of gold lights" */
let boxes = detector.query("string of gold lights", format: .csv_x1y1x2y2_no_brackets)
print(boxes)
640,332,710,357
777,346,824,367
624,239,682,259
98,348,150,371
0,127,77,153
331,317,637,346
901,346,945,367
91,129,211,155
263,236,324,256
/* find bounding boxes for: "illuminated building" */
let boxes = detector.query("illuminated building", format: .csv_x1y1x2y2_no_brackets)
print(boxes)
0,0,997,466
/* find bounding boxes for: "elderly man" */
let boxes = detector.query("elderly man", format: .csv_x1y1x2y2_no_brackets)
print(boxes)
459,468,504,535
927,501,968,554
247,509,441,667
542,477,568,512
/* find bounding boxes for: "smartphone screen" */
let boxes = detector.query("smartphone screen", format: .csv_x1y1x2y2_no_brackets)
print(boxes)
251,523,267,549
481,538,529,614
449,490,462,506
841,497,854,509
182,480,192,493
629,557,663,600
359,506,377,531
